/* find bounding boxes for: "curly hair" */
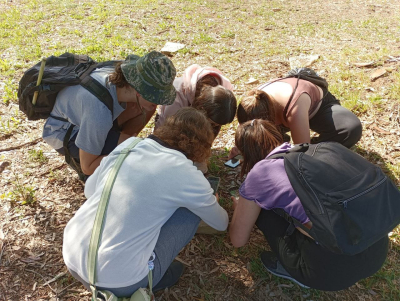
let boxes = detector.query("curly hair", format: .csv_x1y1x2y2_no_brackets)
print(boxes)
237,89,276,124
192,75,237,126
108,62,130,88
153,107,214,162
235,119,283,177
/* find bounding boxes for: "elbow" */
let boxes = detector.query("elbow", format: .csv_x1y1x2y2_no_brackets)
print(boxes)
80,161,94,176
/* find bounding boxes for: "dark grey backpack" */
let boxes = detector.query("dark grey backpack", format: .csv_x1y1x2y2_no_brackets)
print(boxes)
269,142,400,255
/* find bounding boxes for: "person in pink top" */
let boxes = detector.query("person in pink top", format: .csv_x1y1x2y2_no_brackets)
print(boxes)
156,64,237,173
156,64,237,137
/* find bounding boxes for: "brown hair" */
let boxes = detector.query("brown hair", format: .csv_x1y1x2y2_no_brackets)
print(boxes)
237,90,276,124
108,62,130,88
235,119,283,177
153,107,214,162
192,75,237,126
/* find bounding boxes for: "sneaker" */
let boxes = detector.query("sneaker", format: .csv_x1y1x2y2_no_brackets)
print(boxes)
260,251,309,288
152,261,184,292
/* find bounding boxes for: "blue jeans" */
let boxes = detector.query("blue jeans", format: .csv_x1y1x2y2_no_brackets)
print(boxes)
69,208,200,297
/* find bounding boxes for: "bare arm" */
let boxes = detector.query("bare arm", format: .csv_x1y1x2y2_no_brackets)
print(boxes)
229,195,261,247
79,149,105,175
120,106,156,136
286,93,312,144
79,133,131,175
228,146,241,160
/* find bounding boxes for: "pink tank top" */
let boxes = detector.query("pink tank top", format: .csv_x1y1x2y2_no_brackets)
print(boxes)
259,78,322,119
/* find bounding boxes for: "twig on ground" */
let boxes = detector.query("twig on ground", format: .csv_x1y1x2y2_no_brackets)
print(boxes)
175,256,191,266
57,281,80,297
39,163,66,176
0,138,42,152
25,269,57,293
42,271,67,286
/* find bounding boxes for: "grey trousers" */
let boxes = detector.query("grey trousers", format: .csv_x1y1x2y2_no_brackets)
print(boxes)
69,207,200,297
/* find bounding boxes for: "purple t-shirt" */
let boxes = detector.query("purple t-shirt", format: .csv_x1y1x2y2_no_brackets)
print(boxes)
239,143,310,224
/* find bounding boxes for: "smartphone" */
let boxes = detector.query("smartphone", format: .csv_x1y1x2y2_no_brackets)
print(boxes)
207,176,220,195
224,155,243,168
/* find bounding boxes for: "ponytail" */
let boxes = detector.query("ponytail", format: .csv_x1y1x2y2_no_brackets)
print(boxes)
237,89,276,124
235,119,283,177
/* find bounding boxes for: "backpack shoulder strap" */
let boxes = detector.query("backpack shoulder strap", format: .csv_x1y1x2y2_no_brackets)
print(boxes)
78,61,121,115
87,138,143,297
273,208,311,236
267,143,310,160
282,77,300,122
80,76,114,114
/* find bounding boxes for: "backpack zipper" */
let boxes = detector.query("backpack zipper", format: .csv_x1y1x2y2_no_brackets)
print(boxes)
338,176,387,209
298,153,325,214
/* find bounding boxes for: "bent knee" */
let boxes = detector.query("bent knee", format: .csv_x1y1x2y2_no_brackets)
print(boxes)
342,117,362,148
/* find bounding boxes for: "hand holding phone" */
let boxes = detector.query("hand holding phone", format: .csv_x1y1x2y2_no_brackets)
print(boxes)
207,176,220,195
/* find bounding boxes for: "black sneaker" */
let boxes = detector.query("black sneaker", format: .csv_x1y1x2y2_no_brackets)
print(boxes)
260,251,309,288
152,261,184,292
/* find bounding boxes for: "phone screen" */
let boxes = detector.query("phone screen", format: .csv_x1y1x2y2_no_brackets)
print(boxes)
224,155,243,168
207,176,220,195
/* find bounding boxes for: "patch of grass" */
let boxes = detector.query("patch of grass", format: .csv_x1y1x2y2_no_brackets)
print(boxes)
0,115,21,135
2,80,18,105
221,30,236,39
248,256,269,279
28,149,49,164
193,33,215,45
1,177,36,206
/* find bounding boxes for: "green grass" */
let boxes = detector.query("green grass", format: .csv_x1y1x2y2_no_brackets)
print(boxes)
1,0,400,300
28,149,48,164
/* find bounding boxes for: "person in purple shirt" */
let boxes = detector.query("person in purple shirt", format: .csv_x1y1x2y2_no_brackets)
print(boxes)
229,119,388,291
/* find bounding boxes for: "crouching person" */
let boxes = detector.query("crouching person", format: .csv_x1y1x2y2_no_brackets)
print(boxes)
63,107,228,297
229,119,388,291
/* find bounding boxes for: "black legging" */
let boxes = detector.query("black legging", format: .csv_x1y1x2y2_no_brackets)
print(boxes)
309,90,362,148
255,209,388,291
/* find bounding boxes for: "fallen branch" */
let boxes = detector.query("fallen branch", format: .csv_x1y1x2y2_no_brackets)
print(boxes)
25,269,57,293
39,163,66,176
57,281,80,297
0,137,42,152
175,256,191,267
42,271,67,286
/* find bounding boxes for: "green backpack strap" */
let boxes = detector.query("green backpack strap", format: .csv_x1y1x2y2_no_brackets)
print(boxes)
87,138,143,299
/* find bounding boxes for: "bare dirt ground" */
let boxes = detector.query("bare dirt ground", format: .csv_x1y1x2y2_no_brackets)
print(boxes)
1,0,400,300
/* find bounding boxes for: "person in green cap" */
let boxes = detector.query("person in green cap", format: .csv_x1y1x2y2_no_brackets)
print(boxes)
42,51,176,178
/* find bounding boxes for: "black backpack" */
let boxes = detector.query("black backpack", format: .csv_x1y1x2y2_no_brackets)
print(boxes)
18,53,121,181
268,142,400,255
18,52,120,120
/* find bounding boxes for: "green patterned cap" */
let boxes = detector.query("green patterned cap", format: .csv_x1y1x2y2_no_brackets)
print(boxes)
121,51,177,105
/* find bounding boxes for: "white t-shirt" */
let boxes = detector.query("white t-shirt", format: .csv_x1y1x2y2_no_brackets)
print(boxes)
63,137,228,288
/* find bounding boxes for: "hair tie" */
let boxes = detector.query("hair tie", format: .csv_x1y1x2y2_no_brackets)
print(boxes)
251,119,255,126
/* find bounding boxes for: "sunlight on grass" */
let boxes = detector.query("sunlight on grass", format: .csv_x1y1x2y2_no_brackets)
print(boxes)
1,0,400,300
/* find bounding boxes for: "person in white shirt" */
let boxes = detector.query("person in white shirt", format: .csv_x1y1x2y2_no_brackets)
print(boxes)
63,107,229,296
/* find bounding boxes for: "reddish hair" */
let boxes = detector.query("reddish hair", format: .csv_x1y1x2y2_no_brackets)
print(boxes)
154,107,214,162
192,75,237,126
237,89,276,124
235,119,283,177
108,62,130,88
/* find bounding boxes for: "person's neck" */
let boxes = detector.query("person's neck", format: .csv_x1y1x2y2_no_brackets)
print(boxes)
116,85,137,103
